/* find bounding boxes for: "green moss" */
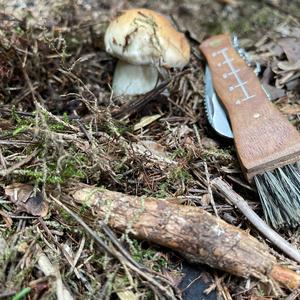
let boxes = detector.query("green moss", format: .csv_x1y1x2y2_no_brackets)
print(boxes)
12,125,30,136
253,7,274,27
105,119,130,137
130,239,168,272
169,167,192,182
170,148,187,159
154,182,169,198
10,108,35,137
202,148,233,162
17,152,87,185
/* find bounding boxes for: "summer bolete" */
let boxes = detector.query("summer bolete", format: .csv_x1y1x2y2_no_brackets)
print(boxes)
105,8,190,96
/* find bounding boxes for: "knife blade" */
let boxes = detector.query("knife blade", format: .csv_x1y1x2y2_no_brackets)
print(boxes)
204,65,233,139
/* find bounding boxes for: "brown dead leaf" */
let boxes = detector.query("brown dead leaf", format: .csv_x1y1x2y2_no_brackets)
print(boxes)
131,140,176,166
201,194,211,206
201,137,219,149
278,38,300,64
116,291,140,300
258,41,284,58
161,268,182,286
280,104,300,115
5,183,48,217
286,77,300,91
278,60,300,72
262,83,285,100
275,24,300,39
133,114,162,131
5,183,33,203
17,241,29,254
0,210,13,228
0,119,13,131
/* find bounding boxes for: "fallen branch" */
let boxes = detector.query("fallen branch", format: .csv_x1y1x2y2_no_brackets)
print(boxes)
72,186,300,290
211,177,300,263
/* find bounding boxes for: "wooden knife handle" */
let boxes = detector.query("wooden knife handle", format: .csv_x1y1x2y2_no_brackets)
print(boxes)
200,34,300,180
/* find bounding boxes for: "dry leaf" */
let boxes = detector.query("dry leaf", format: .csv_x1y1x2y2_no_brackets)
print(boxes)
278,60,300,72
280,104,300,115
278,38,300,64
133,114,161,131
275,24,300,39
286,78,300,91
201,137,219,149
201,194,211,206
0,119,12,131
5,183,33,203
5,183,48,217
117,291,139,300
0,210,13,228
131,140,176,166
38,251,74,300
17,241,29,253
262,83,285,100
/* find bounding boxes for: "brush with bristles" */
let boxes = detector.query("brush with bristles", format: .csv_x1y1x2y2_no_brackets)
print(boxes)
200,34,300,229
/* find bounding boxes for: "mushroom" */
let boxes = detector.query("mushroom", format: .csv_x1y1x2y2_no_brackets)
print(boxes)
105,8,190,96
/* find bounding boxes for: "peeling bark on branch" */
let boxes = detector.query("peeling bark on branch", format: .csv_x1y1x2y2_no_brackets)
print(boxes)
72,187,300,289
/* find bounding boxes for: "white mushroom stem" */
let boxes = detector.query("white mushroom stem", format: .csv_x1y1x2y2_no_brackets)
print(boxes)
112,60,158,96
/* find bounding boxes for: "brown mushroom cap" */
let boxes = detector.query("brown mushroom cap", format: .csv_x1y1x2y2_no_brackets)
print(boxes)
105,8,190,68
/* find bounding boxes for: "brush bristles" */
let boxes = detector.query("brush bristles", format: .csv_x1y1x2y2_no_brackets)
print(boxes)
254,163,300,229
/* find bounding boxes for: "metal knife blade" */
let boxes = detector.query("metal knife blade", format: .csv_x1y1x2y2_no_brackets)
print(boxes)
204,65,234,139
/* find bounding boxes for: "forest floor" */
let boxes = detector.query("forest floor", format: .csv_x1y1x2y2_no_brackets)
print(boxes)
0,0,300,299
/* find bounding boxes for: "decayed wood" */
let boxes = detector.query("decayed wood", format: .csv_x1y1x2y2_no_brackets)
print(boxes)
72,187,300,289
199,34,300,180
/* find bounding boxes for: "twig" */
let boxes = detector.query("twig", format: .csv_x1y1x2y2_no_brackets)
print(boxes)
192,124,202,148
35,101,80,132
204,162,218,217
0,108,35,117
75,119,93,143
285,288,300,300
112,79,170,119
211,177,300,263
0,140,37,146
0,290,16,298
70,236,85,273
0,150,38,177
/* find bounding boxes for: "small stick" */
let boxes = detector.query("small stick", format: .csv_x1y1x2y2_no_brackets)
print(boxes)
211,177,300,264
204,162,218,217
112,80,170,119
0,150,38,177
